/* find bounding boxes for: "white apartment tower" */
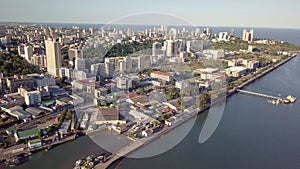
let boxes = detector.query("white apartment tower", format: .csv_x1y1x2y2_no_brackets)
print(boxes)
45,38,62,77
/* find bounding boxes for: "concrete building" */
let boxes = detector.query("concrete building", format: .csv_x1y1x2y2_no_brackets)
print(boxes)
242,29,254,42
225,66,248,77
45,38,62,77
18,45,33,62
150,71,173,82
152,42,162,56
14,127,40,142
27,74,55,87
6,75,35,93
94,87,108,98
165,40,177,57
218,32,229,41
75,58,86,71
28,139,42,149
68,48,81,59
138,56,151,71
245,60,260,70
25,91,41,106
31,54,46,68
105,58,115,78
1,105,31,120
60,67,74,80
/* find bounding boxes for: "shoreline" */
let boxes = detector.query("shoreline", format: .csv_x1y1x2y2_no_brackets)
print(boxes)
96,53,299,169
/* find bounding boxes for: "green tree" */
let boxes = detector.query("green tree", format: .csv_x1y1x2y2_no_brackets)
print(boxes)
19,102,28,110
166,94,173,100
103,100,108,107
138,88,145,95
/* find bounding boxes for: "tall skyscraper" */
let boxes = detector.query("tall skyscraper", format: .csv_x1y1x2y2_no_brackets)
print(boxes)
45,38,62,77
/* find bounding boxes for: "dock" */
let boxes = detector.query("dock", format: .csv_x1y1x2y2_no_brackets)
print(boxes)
237,89,280,100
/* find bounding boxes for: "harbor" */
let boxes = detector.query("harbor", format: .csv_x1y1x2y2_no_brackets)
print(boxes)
115,50,300,169
237,89,296,105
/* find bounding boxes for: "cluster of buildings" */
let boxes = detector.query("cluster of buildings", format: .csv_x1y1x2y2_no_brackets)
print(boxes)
0,23,271,160
224,59,260,78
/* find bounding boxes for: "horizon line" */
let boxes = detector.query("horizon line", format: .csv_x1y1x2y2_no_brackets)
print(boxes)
0,21,300,30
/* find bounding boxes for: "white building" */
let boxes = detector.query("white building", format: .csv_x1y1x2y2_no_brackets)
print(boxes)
28,139,42,149
25,91,41,106
225,66,248,78
45,38,62,77
142,129,153,137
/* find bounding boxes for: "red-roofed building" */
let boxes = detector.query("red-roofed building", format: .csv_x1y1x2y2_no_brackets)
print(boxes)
119,92,139,101
150,71,173,82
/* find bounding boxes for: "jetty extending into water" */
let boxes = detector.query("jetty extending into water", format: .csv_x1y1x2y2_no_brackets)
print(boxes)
237,89,280,100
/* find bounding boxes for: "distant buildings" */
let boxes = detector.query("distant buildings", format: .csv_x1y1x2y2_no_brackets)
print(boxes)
45,38,62,77
218,32,229,41
165,40,177,57
242,29,254,42
152,42,162,56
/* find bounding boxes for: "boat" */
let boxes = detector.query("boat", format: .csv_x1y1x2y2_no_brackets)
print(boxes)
45,145,52,151
286,95,296,103
24,152,32,157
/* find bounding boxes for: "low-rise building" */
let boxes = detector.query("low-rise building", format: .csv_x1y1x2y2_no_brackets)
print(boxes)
28,138,42,149
58,120,71,138
14,127,40,142
150,71,173,82
225,66,249,78
142,129,153,137
1,105,31,120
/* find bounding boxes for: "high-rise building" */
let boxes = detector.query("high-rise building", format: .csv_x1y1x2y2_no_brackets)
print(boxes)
24,46,33,62
152,42,162,56
45,38,62,77
31,54,46,68
138,56,151,71
75,58,86,71
186,41,191,52
165,40,177,57
18,45,33,62
68,48,80,60
242,29,254,42
105,58,115,78
230,29,235,37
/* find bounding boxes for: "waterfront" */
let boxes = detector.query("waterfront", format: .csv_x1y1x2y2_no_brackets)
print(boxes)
115,55,300,169
1,54,299,169
0,136,105,169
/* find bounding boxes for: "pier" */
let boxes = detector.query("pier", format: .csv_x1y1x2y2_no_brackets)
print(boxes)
237,89,280,100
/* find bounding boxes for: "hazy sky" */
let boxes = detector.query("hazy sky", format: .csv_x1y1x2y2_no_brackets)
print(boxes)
1,0,300,28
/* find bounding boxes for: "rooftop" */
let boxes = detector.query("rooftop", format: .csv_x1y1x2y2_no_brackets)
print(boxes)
17,127,40,139
98,107,119,121
225,66,248,72
151,71,172,77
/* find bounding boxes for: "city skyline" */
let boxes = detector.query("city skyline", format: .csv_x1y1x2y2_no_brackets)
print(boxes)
1,0,300,29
